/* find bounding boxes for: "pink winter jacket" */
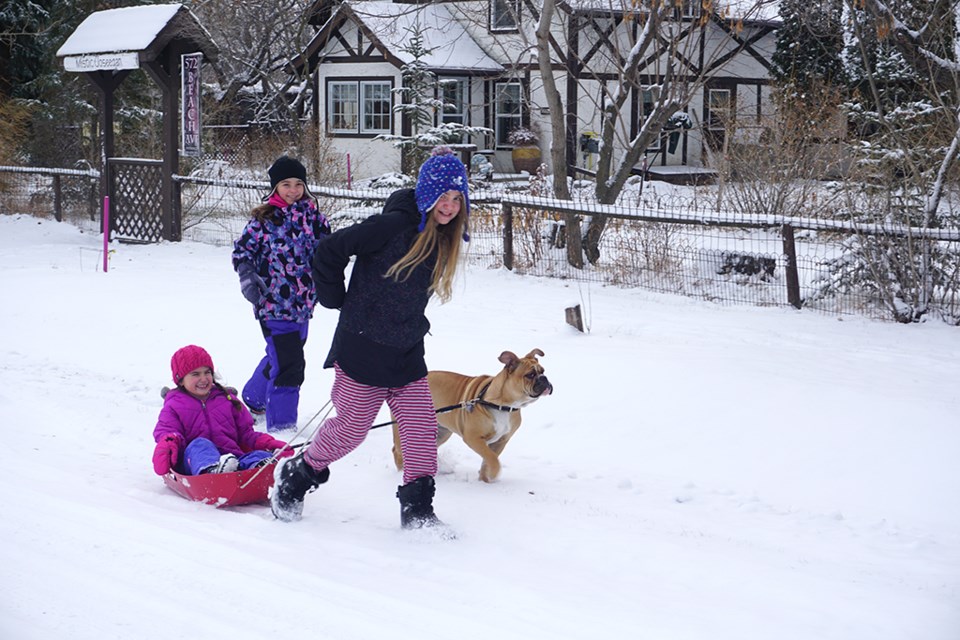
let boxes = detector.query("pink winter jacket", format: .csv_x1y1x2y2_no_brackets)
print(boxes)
153,386,259,456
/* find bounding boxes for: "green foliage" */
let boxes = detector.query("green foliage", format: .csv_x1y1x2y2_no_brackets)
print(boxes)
0,1,171,166
771,0,846,89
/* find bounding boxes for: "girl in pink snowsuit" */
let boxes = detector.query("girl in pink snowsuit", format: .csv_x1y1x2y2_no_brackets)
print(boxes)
152,345,290,476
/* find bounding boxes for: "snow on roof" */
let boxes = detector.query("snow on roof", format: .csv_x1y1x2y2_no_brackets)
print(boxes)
349,1,502,72
56,4,182,57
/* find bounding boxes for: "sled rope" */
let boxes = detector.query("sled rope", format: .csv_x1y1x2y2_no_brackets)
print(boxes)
238,400,333,490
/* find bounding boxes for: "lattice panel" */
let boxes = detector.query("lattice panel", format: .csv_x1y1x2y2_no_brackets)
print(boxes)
110,160,163,242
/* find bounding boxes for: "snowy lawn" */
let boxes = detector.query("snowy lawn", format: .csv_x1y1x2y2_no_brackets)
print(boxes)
1,214,958,640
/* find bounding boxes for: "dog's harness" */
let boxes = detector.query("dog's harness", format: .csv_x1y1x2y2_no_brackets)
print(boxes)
463,381,521,413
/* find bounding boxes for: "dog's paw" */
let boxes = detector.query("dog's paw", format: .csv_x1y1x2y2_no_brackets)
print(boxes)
478,464,500,483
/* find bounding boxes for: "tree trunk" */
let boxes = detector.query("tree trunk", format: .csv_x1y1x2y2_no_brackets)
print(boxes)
535,0,582,268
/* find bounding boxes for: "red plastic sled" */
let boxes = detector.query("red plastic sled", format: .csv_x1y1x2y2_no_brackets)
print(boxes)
162,463,277,507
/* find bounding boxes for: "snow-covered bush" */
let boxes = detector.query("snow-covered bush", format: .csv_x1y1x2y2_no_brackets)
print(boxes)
507,127,539,147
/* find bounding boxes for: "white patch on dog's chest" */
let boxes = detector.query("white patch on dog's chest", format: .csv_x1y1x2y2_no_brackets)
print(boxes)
487,411,513,443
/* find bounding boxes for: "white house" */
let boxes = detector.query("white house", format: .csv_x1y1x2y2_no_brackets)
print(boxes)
293,0,780,180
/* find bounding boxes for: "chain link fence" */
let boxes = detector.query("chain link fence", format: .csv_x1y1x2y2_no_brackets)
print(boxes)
2,164,959,324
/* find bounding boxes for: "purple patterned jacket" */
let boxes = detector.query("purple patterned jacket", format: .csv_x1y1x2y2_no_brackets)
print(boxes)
232,198,331,323
153,387,259,457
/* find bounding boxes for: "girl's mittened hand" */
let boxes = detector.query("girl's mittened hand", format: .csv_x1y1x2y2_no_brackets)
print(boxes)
254,433,286,451
152,435,180,475
237,261,267,304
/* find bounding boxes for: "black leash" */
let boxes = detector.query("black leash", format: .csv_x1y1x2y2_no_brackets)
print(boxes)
369,401,470,430
368,381,519,431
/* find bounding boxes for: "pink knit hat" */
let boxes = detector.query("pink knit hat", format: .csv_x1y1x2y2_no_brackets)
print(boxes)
171,345,214,384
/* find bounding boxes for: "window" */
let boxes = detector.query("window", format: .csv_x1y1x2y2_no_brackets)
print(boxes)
640,88,655,121
495,82,523,146
680,0,700,18
705,88,732,151
708,89,732,129
328,82,358,133
491,0,519,31
438,78,468,143
361,81,391,133
326,79,392,135
637,88,663,153
440,78,467,127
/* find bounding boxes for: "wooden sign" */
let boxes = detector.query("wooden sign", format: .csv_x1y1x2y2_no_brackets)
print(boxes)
63,52,139,72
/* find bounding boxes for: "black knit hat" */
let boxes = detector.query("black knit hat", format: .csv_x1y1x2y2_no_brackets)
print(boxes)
263,156,313,201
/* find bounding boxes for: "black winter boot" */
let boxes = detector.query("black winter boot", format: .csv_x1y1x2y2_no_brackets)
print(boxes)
397,476,449,533
270,452,329,522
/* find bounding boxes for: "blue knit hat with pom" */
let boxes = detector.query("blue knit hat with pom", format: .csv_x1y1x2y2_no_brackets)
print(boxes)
415,147,470,241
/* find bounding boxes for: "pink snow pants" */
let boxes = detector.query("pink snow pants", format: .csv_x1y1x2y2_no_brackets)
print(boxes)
304,363,437,485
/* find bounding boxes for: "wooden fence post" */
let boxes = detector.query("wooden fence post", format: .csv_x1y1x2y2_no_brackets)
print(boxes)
503,202,514,271
52,175,62,222
781,223,802,309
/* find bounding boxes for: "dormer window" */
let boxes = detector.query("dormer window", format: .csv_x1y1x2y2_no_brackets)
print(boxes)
680,0,700,18
491,0,519,32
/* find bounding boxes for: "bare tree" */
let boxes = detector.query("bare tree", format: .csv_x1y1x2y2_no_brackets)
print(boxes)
188,0,315,127
838,0,960,320
856,0,959,228
534,0,583,265
457,0,777,264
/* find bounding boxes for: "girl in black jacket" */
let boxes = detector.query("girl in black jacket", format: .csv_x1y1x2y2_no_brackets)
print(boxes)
271,147,470,534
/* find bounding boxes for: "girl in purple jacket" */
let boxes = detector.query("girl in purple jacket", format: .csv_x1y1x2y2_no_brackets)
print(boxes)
152,345,290,476
232,156,331,433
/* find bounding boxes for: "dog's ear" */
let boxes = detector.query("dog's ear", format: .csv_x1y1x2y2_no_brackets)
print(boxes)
524,348,544,360
498,351,520,372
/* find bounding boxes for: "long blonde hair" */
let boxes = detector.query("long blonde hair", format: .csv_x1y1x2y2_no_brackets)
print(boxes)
384,203,467,303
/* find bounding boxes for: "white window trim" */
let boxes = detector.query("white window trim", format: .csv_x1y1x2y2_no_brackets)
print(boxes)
439,78,467,126
494,81,523,147
326,79,393,136
327,81,358,134
490,0,519,32
708,88,732,130
360,81,392,135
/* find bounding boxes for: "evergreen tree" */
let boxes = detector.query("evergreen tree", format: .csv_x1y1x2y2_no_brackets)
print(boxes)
771,0,845,89
377,23,490,176
0,0,160,166
769,0,845,148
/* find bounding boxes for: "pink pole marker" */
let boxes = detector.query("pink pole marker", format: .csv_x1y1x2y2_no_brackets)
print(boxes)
347,153,352,190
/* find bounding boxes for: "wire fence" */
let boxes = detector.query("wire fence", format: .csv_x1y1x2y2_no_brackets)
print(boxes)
2,164,958,324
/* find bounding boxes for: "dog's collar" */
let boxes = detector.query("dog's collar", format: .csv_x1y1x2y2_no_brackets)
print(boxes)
467,381,521,413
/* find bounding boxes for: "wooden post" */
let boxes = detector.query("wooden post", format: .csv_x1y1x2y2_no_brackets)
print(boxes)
84,70,129,220
503,202,514,271
781,223,802,309
52,175,62,222
171,177,182,242
143,45,184,242
565,304,584,332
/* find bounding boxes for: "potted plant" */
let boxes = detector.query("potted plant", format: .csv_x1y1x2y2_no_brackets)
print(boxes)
508,126,542,174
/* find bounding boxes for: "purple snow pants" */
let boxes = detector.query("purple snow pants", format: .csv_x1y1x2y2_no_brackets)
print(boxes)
183,438,273,475
242,319,309,432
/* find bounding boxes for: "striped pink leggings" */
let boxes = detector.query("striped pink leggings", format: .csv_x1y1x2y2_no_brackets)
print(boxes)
304,364,437,484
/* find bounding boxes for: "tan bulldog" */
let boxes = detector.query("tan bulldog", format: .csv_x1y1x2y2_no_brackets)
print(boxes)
392,349,553,482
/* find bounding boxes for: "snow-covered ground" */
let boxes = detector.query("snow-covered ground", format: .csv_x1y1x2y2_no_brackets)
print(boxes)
1,213,958,640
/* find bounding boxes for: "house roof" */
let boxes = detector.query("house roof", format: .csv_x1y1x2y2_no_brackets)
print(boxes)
294,0,502,75
56,3,218,62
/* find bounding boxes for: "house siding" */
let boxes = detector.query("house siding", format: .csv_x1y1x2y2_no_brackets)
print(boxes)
301,1,779,179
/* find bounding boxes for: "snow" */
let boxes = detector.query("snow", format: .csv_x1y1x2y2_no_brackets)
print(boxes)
56,4,182,56
1,212,958,640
